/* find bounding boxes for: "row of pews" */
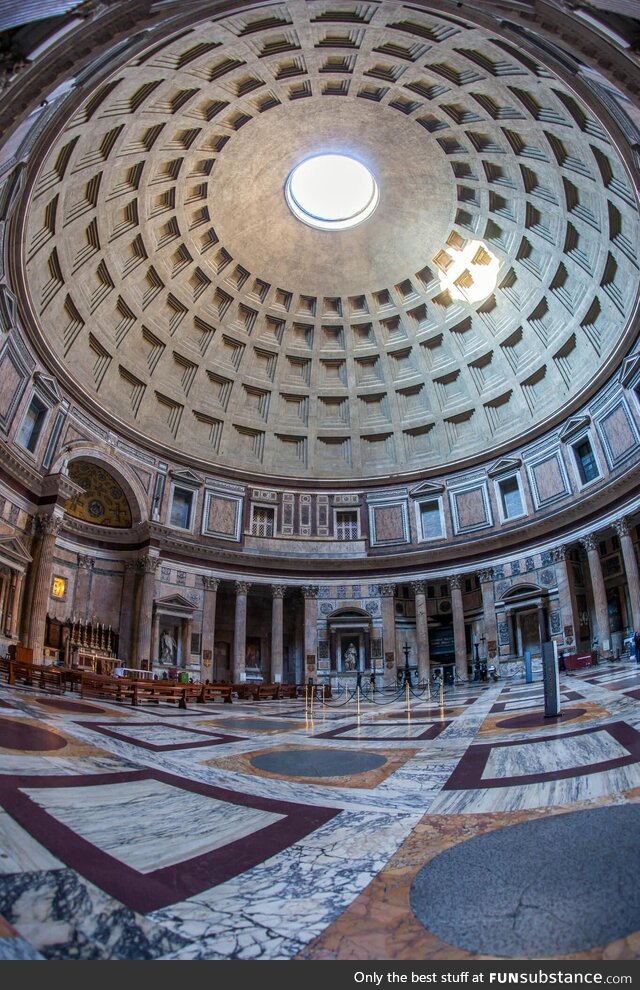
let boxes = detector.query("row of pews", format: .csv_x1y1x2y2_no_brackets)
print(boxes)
0,658,328,707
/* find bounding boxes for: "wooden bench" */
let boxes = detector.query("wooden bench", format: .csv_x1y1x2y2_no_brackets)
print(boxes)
276,684,297,699
199,683,233,704
8,658,64,693
129,680,203,709
80,672,135,704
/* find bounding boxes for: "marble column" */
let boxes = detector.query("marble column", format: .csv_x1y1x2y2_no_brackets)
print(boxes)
449,574,468,681
271,585,286,683
26,513,63,657
477,568,497,661
118,560,138,663
201,576,220,682
302,585,319,682
74,554,95,621
411,580,430,683
551,545,580,650
580,533,612,655
182,617,193,669
135,554,159,668
3,571,15,637
537,603,548,645
9,570,24,639
151,610,160,666
380,583,396,684
614,517,640,633
233,581,250,682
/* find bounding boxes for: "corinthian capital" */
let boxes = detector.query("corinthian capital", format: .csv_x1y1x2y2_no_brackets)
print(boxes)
551,545,569,563
448,574,463,591
38,513,63,537
410,580,426,596
301,585,319,599
77,554,95,570
613,517,630,539
476,568,494,584
271,584,286,599
202,576,220,592
139,554,160,575
235,580,251,596
379,583,396,597
580,534,599,553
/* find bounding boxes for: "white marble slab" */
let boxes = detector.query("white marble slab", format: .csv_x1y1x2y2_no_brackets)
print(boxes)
0,809,63,873
22,778,284,873
102,723,224,746
481,729,628,779
150,807,420,960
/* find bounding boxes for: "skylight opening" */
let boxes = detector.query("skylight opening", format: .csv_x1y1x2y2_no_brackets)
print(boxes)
285,153,379,231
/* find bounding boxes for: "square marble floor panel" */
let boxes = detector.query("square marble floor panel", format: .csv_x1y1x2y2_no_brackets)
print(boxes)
443,721,640,790
77,721,244,751
0,769,338,912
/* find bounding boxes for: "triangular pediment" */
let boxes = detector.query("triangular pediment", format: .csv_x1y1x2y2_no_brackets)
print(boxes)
0,534,32,566
34,372,61,404
620,353,640,389
169,468,203,487
559,415,590,443
487,456,522,478
154,593,197,611
409,480,444,498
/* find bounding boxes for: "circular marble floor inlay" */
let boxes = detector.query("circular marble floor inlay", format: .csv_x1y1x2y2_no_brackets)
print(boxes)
36,698,106,715
496,708,588,729
251,748,386,777
410,804,640,956
0,716,67,752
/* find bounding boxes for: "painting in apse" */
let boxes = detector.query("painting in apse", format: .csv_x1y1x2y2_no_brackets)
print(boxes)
65,461,133,528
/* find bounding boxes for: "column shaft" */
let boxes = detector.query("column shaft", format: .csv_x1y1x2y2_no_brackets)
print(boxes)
3,571,16,636
9,570,24,639
302,586,319,682
582,535,611,655
201,577,219,682
118,562,137,663
411,581,430,683
271,586,285,683
26,514,62,658
615,519,640,633
233,582,250,682
450,575,467,681
552,547,580,651
380,584,396,686
135,555,159,668
478,569,497,662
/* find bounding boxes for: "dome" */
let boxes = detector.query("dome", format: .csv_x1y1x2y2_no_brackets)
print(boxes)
18,0,640,482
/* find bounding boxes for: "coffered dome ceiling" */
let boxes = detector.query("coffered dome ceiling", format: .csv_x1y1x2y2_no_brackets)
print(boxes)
20,0,640,481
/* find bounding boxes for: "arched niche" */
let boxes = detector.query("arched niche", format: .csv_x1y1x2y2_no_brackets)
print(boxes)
497,583,551,658
52,443,149,527
326,607,374,672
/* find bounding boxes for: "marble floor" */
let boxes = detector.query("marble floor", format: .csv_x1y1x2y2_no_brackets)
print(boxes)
0,664,639,961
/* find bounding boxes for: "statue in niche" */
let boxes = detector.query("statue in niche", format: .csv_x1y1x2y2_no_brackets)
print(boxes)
343,641,358,671
160,629,177,663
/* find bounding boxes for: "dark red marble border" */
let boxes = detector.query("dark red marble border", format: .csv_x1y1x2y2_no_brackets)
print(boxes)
316,720,451,741
443,720,640,790
77,720,244,751
0,769,339,913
